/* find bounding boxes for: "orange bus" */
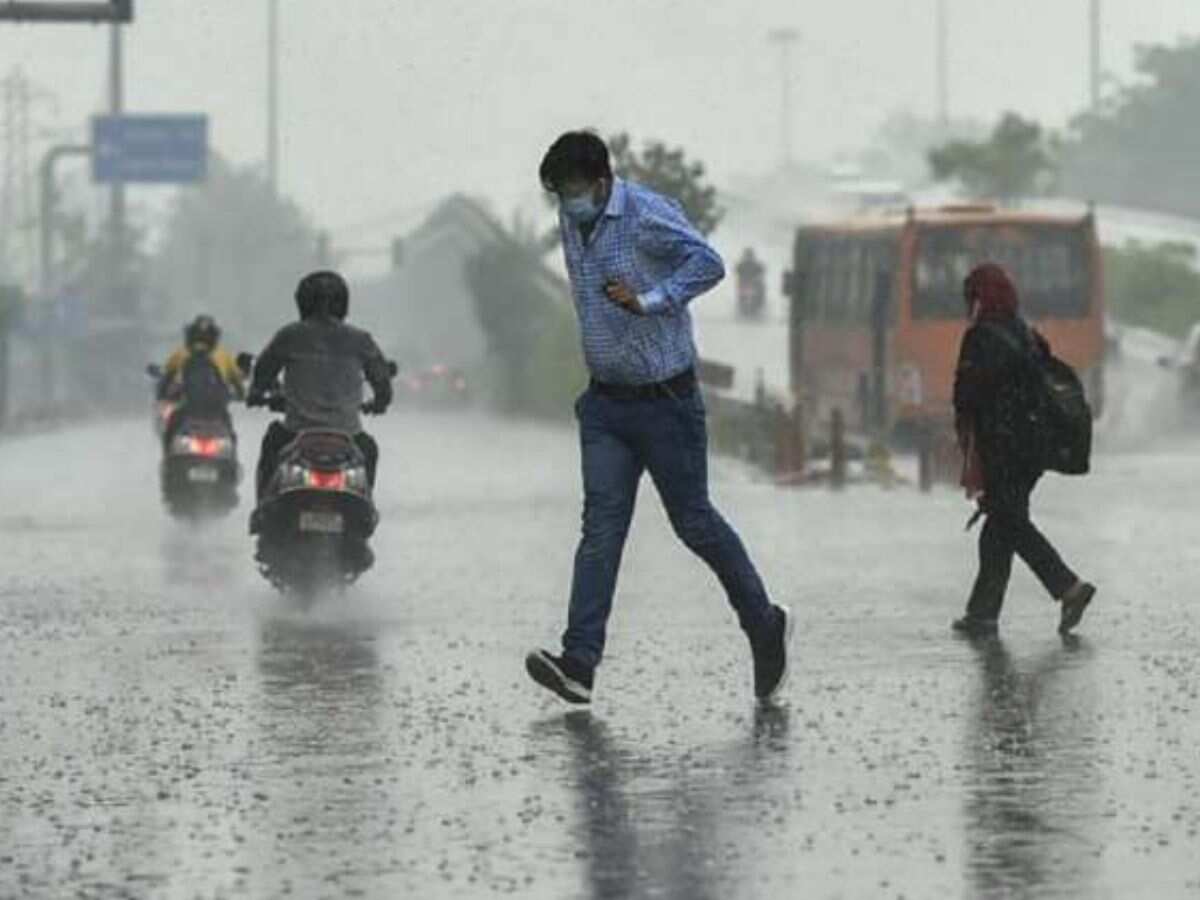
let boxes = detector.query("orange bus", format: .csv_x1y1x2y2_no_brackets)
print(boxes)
783,205,1105,443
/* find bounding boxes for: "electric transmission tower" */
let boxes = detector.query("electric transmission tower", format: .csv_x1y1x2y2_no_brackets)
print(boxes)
1,68,56,289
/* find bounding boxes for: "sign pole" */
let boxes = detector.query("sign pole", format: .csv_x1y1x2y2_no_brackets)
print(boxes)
108,18,126,314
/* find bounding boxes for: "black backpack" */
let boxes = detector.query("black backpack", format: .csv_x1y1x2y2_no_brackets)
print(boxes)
982,322,1093,476
180,349,230,415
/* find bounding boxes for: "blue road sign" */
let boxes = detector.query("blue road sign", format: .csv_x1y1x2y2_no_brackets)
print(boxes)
91,114,207,184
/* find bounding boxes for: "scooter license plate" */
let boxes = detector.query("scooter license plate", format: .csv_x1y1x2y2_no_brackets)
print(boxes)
187,466,220,484
299,511,344,534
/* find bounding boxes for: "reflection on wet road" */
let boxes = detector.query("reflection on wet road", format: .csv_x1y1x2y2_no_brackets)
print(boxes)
537,705,792,900
962,638,1102,899
1,412,1199,898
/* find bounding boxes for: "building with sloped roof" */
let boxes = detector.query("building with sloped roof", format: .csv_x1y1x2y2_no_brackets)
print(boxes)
353,194,568,372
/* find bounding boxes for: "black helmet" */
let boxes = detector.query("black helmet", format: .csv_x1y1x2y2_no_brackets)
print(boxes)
295,270,348,321
184,314,220,349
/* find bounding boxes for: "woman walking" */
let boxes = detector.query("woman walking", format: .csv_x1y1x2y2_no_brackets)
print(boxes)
952,263,1096,637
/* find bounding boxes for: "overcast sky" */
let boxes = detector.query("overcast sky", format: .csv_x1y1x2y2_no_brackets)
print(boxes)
3,0,1200,248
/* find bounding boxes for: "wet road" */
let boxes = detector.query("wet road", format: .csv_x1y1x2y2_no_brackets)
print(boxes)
1,404,1199,899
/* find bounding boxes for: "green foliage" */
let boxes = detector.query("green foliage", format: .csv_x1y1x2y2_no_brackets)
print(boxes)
859,111,988,185
928,113,1058,202
1103,240,1200,337
1061,39,1200,217
0,283,24,330
608,133,723,235
0,283,20,427
466,236,585,419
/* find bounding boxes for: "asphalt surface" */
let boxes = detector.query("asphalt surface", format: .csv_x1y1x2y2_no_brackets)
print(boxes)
1,392,1198,898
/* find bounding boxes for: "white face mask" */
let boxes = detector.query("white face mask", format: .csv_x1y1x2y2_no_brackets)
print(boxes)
560,188,603,224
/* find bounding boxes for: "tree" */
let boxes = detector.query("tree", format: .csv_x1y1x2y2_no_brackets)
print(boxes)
148,155,318,347
607,133,723,235
0,284,23,428
466,232,584,419
1060,39,1200,217
927,112,1058,203
0,283,28,428
858,110,987,186
1103,240,1200,337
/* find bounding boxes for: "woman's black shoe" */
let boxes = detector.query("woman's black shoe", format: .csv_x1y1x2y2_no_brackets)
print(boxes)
951,616,999,637
1058,582,1096,634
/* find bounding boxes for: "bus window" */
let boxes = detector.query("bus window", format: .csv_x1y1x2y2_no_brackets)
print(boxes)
829,239,851,324
864,241,897,325
844,243,864,324
913,225,1090,320
823,238,886,325
803,239,830,323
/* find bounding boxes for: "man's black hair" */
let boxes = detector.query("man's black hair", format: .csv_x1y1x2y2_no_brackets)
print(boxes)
539,131,612,192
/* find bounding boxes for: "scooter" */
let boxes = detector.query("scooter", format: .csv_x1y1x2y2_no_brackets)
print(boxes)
241,354,388,598
146,363,241,518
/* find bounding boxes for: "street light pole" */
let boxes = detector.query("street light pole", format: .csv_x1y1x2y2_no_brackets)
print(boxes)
936,0,948,130
768,28,799,169
39,144,92,294
267,0,279,193
108,18,125,310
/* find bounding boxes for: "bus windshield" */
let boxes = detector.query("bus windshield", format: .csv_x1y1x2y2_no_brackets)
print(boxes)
913,224,1091,320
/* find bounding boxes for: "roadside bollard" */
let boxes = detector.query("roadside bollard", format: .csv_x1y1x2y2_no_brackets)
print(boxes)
830,408,846,490
777,399,806,483
918,426,934,493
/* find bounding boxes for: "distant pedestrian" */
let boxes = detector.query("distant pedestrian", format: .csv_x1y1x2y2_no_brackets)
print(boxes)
525,131,792,705
952,263,1096,637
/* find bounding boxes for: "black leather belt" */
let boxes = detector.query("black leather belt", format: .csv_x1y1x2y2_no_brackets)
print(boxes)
591,368,696,400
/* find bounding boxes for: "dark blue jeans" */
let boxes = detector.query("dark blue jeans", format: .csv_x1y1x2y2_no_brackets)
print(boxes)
563,384,774,668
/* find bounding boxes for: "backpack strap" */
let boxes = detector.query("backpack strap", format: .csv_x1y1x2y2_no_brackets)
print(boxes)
977,319,1041,365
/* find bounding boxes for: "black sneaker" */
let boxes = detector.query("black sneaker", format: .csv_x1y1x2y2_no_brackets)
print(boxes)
951,616,999,637
1058,582,1096,635
525,649,593,705
751,605,794,703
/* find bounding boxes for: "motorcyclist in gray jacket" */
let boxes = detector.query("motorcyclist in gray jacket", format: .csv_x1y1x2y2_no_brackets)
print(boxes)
248,271,392,504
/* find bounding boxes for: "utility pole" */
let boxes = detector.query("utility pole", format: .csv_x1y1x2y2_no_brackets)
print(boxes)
936,0,948,130
267,0,279,193
768,28,799,169
0,1,137,295
1089,0,1101,110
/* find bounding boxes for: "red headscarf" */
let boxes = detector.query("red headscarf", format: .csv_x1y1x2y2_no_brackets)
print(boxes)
963,262,1019,320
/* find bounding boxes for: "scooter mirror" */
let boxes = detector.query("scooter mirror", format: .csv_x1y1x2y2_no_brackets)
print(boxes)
236,352,255,375
146,363,163,378
387,360,399,377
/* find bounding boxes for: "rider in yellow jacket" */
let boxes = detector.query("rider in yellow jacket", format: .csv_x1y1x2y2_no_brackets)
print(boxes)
158,316,244,445
159,315,245,402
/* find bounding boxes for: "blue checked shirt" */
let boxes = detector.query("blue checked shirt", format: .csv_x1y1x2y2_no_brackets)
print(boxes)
559,178,725,385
